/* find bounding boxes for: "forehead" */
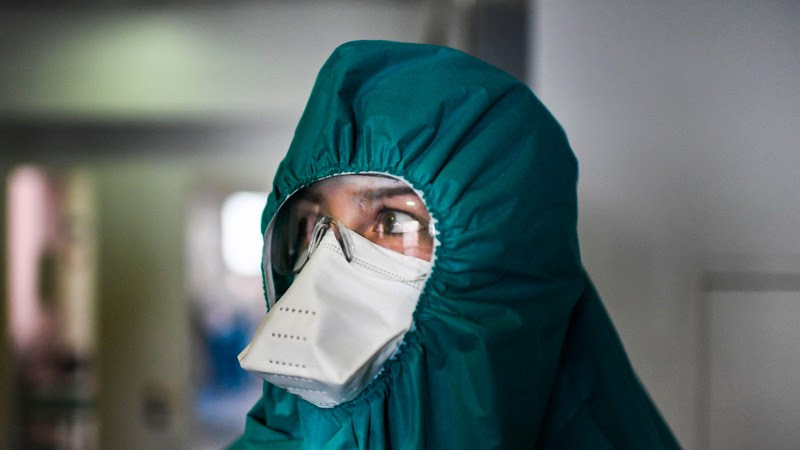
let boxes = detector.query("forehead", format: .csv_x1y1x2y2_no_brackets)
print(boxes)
302,174,415,201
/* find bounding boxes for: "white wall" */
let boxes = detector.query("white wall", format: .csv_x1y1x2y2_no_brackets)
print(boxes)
0,2,428,122
708,290,800,450
534,1,800,448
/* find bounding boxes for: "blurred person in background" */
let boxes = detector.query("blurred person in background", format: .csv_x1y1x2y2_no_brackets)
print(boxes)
234,40,678,449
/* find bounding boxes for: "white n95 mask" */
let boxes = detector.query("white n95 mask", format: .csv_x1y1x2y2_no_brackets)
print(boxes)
238,218,432,408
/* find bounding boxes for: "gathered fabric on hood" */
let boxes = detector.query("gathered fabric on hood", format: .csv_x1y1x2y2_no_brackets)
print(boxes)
231,40,679,449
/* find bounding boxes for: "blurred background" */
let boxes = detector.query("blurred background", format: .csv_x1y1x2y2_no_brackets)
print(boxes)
0,1,797,449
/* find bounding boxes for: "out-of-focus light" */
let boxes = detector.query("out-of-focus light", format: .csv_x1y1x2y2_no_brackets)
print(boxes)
7,166,50,352
221,191,267,277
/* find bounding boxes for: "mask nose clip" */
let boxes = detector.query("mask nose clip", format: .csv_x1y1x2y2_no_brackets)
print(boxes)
294,216,354,273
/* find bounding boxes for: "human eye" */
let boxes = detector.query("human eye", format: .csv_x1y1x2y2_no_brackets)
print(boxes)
376,209,422,235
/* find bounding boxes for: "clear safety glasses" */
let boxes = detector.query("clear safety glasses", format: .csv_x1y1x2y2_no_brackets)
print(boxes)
292,216,353,273
269,175,434,275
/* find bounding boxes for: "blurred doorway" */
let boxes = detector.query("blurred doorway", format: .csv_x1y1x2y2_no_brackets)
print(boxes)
5,165,98,449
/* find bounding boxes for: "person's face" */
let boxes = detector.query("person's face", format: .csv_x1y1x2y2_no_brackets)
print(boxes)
278,175,433,266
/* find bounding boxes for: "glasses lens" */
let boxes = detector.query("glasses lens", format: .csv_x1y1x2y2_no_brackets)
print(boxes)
270,175,434,275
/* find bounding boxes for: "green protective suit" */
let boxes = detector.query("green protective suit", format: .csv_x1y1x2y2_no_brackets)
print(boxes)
231,41,679,449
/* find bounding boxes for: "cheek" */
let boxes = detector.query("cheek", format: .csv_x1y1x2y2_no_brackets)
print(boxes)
406,248,432,262
402,232,419,249
397,235,434,262
414,238,434,262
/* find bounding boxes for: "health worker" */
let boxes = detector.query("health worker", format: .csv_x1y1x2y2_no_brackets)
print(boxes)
234,40,679,450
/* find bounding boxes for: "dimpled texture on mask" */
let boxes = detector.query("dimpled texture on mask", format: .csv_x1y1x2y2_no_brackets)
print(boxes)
231,40,679,450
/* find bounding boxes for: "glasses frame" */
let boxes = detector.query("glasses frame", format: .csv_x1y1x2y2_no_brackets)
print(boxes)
292,216,354,274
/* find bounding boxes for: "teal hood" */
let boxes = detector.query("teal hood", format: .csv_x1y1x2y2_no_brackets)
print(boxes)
233,41,678,449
